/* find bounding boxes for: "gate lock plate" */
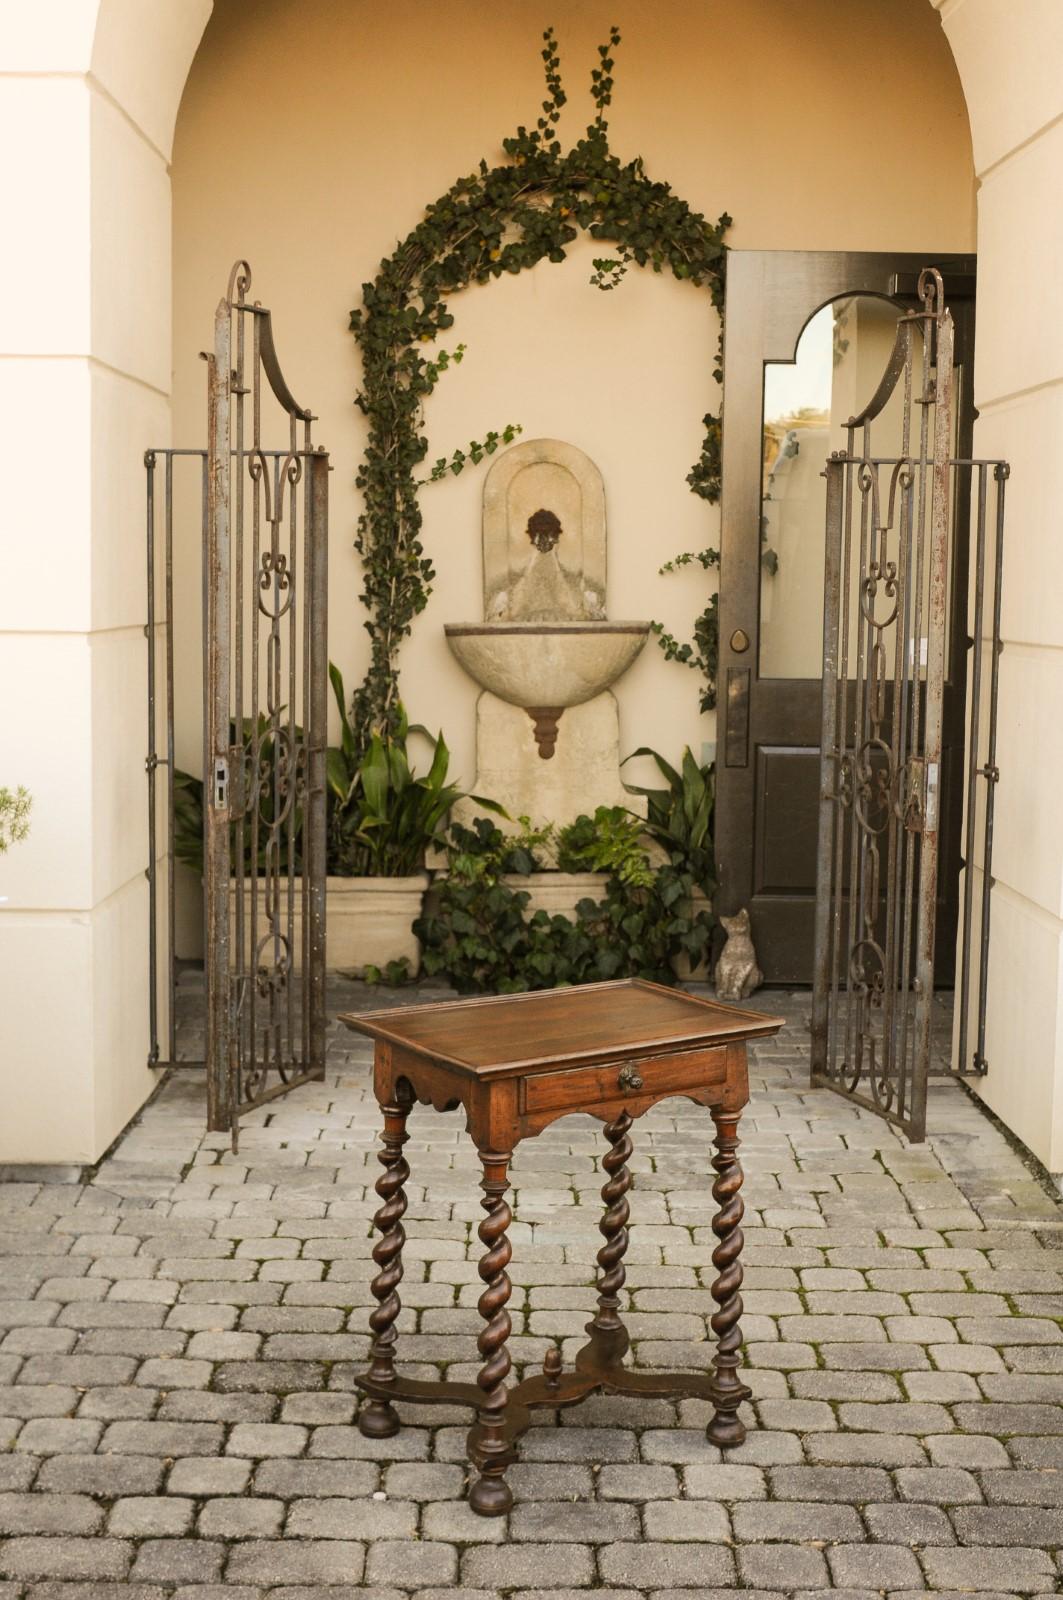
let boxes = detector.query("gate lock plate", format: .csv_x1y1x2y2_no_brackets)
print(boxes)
924,760,939,832
212,755,229,810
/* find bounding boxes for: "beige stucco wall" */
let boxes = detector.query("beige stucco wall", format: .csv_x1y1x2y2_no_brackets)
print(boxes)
169,0,975,823
934,0,1063,1176
0,0,211,1164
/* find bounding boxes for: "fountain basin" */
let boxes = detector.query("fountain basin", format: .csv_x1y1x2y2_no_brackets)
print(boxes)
445,621,650,710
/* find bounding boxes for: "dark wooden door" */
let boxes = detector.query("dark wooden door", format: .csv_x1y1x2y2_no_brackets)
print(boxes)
715,251,975,984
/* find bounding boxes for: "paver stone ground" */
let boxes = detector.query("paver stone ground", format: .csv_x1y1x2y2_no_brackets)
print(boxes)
0,977,1060,1596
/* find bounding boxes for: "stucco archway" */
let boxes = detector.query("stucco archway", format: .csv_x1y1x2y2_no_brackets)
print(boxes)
2,0,1063,1175
927,0,1063,1174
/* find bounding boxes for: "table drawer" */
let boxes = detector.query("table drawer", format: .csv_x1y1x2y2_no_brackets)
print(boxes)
522,1045,728,1116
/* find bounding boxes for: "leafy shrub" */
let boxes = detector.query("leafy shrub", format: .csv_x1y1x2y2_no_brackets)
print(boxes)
556,805,654,888
443,815,555,879
415,804,712,994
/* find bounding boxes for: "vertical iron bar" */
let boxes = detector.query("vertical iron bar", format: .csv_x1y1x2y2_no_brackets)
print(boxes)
165,452,177,1065
234,297,247,1087
828,446,856,1082
271,452,287,1068
893,434,917,1053
200,451,209,975
897,310,934,1119
885,445,914,1096
302,423,313,1068
268,451,283,1082
812,457,846,1077
974,465,1008,1073
956,463,988,1079
248,313,263,1108
882,325,916,1104
910,308,954,1143
308,450,329,1077
844,432,873,1081
205,301,233,1135
145,452,159,1067
286,422,298,1069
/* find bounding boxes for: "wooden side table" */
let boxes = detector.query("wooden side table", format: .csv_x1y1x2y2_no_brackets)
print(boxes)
341,977,782,1515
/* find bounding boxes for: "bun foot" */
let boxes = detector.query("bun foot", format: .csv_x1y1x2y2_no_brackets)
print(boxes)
468,1471,513,1516
706,1411,746,1448
358,1399,400,1439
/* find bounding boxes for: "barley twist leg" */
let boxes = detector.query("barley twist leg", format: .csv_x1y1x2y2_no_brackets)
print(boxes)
358,1093,411,1439
706,1107,751,1447
468,1148,514,1516
584,1109,633,1368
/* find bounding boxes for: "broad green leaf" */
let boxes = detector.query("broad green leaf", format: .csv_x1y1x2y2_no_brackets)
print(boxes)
328,662,356,762
426,729,450,789
359,736,389,818
326,747,353,803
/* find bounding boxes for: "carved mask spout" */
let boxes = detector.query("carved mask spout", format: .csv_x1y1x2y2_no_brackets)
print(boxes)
527,508,562,555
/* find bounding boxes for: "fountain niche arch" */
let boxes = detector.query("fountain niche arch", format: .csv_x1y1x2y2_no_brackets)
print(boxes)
446,438,649,819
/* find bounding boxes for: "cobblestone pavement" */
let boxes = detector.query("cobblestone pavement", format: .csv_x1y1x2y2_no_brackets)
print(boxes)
2,976,1063,1598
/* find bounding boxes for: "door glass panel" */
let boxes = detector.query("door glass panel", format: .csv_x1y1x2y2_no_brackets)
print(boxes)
759,295,922,679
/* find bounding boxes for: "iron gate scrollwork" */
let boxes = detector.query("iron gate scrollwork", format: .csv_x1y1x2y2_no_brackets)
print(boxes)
811,268,1008,1142
146,261,329,1146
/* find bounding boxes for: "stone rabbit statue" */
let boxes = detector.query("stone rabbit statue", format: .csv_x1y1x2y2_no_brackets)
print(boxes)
714,908,763,1001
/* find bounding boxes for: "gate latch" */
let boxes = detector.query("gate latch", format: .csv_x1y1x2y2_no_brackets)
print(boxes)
213,755,229,811
924,760,939,832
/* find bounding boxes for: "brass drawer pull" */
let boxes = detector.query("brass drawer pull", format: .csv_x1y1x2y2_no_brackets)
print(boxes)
618,1063,644,1092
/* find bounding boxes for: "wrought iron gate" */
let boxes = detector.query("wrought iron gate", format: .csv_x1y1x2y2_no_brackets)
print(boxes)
146,261,329,1144
810,269,1007,1141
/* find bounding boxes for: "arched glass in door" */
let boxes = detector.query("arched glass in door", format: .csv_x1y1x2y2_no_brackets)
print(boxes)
759,295,931,680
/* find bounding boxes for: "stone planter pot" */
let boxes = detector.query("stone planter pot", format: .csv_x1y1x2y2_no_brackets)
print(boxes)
229,873,429,976
502,871,609,919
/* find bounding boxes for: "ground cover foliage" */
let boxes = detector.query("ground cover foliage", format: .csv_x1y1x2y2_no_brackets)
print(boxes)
414,750,716,992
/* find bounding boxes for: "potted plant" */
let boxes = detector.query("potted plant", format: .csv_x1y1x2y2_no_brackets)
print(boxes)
326,666,501,977
173,671,496,977
417,801,714,995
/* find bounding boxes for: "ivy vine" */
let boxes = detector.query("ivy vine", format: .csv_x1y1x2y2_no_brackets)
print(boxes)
349,25,732,749
653,525,778,714
652,548,721,713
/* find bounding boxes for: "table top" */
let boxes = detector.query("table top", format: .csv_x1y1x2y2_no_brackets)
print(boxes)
341,978,784,1078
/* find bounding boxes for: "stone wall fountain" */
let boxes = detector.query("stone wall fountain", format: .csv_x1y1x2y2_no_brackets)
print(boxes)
445,438,649,829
